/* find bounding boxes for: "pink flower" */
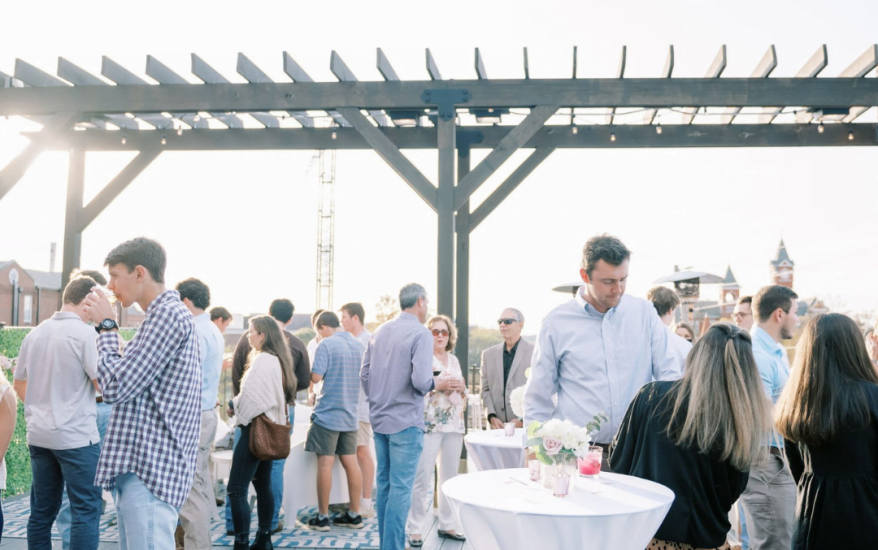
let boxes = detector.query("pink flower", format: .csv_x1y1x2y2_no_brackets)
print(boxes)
543,437,563,456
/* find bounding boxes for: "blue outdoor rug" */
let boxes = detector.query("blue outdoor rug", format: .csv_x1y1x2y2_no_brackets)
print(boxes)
1,496,380,548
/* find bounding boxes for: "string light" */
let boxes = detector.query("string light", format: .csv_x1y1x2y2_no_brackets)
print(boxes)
656,123,662,135
610,130,616,142
571,125,578,135
848,127,854,141
331,131,337,140
161,133,167,145
818,122,825,134
176,126,183,136
120,131,127,145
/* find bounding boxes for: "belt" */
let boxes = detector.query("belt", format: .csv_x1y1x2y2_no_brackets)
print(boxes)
95,396,103,403
769,446,783,457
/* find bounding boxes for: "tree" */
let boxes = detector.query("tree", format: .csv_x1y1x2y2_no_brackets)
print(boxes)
374,294,399,325
293,327,315,345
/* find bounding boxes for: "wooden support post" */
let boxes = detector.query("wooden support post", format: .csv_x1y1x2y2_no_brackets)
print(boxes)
61,149,85,295
437,117,456,317
455,145,472,384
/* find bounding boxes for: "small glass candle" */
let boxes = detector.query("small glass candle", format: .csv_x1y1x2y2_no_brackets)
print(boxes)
552,473,570,497
528,459,541,482
504,422,515,436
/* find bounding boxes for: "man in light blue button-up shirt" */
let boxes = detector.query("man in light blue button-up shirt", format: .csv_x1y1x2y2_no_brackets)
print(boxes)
524,235,681,446
740,284,798,550
177,278,224,550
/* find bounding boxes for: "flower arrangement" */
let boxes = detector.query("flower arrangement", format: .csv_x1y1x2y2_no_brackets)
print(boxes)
526,419,592,465
509,385,527,418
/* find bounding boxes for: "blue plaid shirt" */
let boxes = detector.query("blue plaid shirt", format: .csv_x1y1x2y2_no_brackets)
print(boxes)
94,290,202,508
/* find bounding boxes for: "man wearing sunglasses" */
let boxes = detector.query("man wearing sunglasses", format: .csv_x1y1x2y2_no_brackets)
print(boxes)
480,309,532,430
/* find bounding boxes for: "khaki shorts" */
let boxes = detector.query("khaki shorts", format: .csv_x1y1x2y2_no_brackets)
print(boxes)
304,421,357,456
357,421,373,447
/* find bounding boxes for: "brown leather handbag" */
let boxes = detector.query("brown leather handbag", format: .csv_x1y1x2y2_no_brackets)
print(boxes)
248,369,292,460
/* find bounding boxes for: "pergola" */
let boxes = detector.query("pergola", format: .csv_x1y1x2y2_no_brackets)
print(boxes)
1,44,876,372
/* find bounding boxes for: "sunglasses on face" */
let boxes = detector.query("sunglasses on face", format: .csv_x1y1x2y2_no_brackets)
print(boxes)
498,318,518,326
431,329,449,337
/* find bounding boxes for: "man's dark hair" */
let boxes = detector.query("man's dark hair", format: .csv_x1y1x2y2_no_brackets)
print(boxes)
752,286,799,323
210,306,232,322
316,311,340,329
646,286,680,317
340,302,365,325
104,237,167,283
737,295,753,306
63,277,96,305
176,278,211,310
581,234,631,277
269,299,295,324
71,269,107,286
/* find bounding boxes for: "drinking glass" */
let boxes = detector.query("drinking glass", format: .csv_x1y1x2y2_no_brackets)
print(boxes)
528,459,541,482
503,422,515,436
552,473,570,497
578,445,603,479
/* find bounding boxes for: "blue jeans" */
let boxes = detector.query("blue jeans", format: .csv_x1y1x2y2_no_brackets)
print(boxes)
57,401,112,549
113,472,179,550
374,427,424,550
28,443,103,550
225,408,294,532
739,501,749,549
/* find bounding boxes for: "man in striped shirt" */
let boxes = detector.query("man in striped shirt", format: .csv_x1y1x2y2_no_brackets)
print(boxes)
83,237,201,550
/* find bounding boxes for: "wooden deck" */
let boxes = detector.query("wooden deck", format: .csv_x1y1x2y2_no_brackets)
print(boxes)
0,514,471,550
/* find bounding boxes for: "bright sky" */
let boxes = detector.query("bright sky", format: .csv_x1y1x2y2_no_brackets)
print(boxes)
1,0,877,328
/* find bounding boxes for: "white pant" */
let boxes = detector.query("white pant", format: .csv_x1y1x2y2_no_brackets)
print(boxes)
406,431,464,535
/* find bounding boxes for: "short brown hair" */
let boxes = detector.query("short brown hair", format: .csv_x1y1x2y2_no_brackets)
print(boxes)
737,295,752,306
63,277,96,305
340,302,365,325
647,286,680,317
316,311,340,329
427,314,457,352
752,286,798,323
104,237,167,283
210,307,232,322
581,234,631,277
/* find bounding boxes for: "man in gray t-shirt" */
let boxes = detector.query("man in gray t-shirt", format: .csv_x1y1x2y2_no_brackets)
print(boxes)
13,277,104,550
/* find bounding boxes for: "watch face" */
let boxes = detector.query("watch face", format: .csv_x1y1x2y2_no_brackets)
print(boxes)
101,319,115,330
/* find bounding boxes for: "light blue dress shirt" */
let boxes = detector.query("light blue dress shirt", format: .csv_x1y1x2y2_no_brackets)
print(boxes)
194,312,225,411
750,325,789,448
524,289,681,444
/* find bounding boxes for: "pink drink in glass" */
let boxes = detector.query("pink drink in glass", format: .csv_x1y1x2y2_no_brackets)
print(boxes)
578,446,603,477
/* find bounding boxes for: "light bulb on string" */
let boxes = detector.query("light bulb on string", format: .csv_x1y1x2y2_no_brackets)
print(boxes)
176,126,183,136
610,130,616,142
331,131,337,140
656,123,662,135
121,132,127,145
848,128,854,141
818,122,825,134
161,133,167,146
571,125,578,135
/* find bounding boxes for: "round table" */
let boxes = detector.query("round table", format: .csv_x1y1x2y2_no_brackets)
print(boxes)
442,468,675,550
464,428,526,471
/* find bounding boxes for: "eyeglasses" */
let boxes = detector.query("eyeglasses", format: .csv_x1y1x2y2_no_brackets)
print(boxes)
431,329,449,337
497,318,518,325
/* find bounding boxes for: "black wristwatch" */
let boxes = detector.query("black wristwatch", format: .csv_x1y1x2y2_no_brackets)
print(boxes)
95,318,118,334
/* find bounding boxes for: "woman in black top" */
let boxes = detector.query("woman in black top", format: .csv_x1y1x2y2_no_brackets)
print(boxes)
775,313,878,550
610,323,772,550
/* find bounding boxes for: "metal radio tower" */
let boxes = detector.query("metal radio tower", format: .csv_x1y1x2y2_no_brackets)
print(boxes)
315,149,336,310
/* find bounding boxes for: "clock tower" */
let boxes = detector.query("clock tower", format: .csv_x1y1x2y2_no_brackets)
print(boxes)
720,266,740,317
770,240,795,289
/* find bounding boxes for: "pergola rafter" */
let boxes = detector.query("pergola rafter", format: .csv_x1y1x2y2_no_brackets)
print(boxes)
1,45,877,374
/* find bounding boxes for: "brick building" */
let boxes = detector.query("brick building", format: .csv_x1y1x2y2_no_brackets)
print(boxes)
0,260,61,327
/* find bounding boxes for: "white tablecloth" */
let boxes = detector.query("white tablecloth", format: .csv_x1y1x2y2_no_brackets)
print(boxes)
282,405,376,518
464,428,526,471
442,468,675,550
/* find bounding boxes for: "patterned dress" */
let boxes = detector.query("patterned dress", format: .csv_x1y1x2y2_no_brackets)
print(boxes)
423,354,466,433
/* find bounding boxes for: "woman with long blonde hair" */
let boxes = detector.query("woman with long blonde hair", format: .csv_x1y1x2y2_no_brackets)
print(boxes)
775,313,878,550
227,316,295,550
610,323,772,550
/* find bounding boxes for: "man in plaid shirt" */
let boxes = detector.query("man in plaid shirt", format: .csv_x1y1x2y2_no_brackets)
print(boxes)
83,237,201,550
